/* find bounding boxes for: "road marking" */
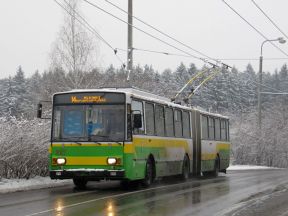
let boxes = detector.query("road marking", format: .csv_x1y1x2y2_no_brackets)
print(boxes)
24,180,202,216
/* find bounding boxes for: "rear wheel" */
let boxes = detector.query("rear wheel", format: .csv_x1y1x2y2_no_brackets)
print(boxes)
142,157,154,187
181,156,190,180
73,177,88,189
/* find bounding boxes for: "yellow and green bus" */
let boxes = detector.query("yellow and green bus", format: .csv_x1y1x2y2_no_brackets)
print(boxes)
38,87,230,188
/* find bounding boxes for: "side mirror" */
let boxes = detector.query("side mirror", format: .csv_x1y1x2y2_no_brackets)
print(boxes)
133,113,142,129
37,103,43,119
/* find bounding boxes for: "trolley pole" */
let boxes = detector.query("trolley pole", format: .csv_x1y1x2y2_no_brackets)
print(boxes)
127,0,133,82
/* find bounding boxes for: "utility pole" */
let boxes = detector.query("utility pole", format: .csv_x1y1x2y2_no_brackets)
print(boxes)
258,37,286,129
127,0,133,82
257,55,263,129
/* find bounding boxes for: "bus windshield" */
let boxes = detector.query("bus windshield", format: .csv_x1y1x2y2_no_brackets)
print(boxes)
52,105,125,142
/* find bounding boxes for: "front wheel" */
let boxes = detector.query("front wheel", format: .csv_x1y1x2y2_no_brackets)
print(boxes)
142,158,154,187
73,177,88,189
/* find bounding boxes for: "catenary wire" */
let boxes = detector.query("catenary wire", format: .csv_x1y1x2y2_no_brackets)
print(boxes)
116,47,191,58
222,0,288,58
251,0,288,41
82,0,221,66
101,0,221,64
218,58,288,61
118,47,288,61
54,0,126,67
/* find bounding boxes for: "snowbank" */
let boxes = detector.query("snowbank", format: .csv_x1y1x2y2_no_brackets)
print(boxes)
0,176,71,194
227,165,281,171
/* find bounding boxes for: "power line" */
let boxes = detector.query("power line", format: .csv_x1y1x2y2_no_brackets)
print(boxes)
251,80,284,93
82,0,221,67
102,0,220,64
62,0,113,50
119,47,288,61
222,0,288,58
201,57,288,61
54,0,126,67
251,0,288,42
117,47,191,58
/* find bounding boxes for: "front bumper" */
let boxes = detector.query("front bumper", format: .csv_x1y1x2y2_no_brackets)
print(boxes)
50,169,125,180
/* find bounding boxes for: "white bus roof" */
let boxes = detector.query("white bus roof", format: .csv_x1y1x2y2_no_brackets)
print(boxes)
55,87,229,119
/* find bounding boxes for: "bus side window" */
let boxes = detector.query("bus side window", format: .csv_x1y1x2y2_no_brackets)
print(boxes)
174,110,183,137
182,111,191,138
220,119,227,141
155,105,165,137
165,107,174,137
208,117,215,140
145,103,155,135
131,100,145,134
201,115,208,140
215,118,221,140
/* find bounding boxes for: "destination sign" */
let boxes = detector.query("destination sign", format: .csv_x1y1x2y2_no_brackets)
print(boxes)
71,96,107,103
54,92,125,105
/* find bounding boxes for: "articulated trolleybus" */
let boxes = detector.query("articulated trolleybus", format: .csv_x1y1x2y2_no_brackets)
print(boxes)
38,88,230,188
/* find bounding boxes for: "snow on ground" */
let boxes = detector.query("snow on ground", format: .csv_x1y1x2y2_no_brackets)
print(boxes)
227,165,281,171
0,176,71,194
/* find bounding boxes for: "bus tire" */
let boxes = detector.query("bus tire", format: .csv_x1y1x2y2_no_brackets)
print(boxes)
181,155,190,180
142,157,154,187
73,177,88,189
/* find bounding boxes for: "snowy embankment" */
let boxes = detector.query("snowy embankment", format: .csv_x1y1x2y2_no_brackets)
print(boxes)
227,165,281,171
0,165,280,194
0,176,71,194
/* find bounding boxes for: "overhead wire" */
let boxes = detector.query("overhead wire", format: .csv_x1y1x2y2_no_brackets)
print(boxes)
218,58,288,61
119,47,288,61
101,0,221,64
82,0,222,67
222,0,288,58
116,47,193,58
54,0,126,68
251,0,288,41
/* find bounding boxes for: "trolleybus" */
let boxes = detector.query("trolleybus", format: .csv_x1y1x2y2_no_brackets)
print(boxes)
37,87,230,188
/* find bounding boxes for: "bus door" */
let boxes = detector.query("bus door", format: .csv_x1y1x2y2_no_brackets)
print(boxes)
192,110,201,176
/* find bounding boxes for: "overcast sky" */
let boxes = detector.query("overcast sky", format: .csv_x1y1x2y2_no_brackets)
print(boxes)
1,0,288,79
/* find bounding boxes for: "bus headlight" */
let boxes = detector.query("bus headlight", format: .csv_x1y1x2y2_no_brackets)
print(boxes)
107,157,117,165
57,158,66,165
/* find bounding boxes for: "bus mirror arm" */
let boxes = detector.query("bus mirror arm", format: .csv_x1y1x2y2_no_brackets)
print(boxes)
37,103,43,118
37,101,52,120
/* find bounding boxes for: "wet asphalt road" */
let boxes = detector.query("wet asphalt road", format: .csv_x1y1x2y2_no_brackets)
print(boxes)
1,169,288,216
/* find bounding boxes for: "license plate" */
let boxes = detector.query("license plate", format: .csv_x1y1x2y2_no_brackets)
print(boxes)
110,172,116,176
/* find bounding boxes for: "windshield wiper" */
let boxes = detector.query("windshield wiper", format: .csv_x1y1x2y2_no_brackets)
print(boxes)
88,135,124,145
53,137,83,145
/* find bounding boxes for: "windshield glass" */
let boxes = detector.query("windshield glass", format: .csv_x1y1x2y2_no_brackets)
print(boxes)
52,105,125,142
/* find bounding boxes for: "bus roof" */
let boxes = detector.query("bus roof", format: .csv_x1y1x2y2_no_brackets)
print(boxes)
54,87,229,120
